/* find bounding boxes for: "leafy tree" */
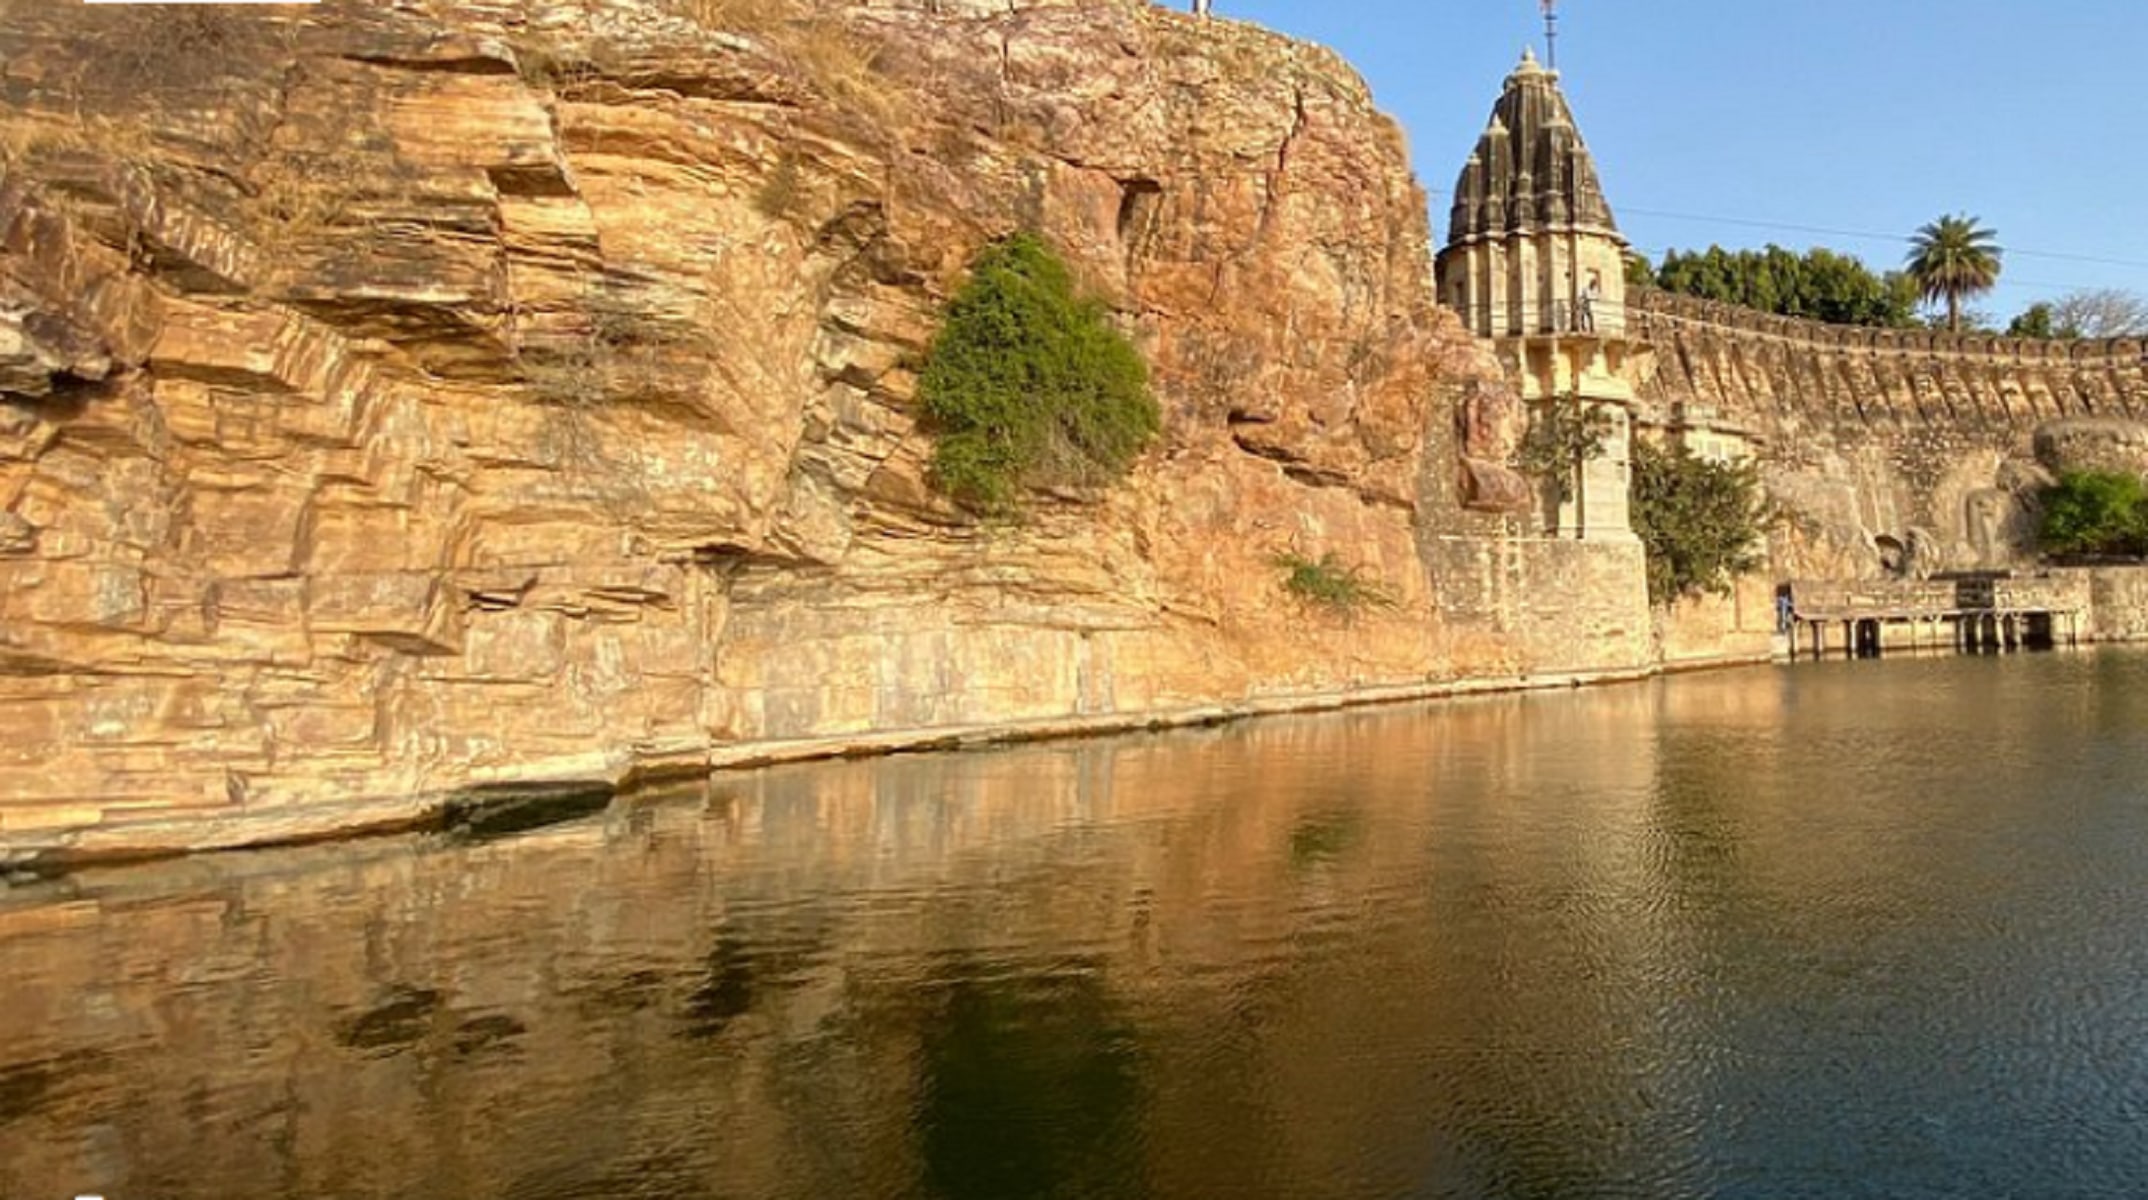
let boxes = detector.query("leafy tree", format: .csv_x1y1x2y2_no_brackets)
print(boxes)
2038,471,2148,558
1623,251,1656,291
2007,302,2057,339
1629,439,1766,603
1905,214,2002,332
918,233,1159,514
1518,397,1614,503
1647,244,1918,328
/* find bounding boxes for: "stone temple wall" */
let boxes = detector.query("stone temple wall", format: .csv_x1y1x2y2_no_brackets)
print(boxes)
1626,289,2148,581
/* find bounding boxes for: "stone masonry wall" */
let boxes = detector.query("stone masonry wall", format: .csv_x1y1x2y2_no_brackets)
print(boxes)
1628,289,2148,583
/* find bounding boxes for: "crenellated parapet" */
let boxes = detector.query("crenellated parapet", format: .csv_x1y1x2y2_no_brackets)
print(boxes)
1627,287,2148,438
1629,289,2147,369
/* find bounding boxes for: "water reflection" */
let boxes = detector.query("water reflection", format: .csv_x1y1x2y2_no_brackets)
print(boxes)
920,968,1142,1200
3,652,2148,1197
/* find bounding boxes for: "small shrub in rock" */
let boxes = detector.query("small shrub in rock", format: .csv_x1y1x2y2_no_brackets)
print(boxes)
1274,551,1395,618
1518,397,1614,502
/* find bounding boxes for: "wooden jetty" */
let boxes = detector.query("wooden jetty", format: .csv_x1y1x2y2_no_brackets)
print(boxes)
1785,575,2084,661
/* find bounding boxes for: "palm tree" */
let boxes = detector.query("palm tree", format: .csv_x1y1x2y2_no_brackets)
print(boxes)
1905,214,2002,332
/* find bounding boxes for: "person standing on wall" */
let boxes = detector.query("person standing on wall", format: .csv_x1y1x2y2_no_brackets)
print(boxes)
1192,0,1211,14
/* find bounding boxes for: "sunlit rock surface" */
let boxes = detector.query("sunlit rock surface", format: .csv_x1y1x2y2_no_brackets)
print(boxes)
0,0,1649,854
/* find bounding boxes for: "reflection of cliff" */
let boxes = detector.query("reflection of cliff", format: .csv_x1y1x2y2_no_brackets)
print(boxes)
16,657,2126,1196
0,689,1694,1200
1629,290,2148,579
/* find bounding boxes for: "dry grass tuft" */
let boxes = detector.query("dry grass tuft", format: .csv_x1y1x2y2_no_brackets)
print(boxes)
0,113,160,172
663,0,900,124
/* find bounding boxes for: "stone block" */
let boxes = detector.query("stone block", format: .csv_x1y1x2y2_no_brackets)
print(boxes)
307,503,444,577
458,608,565,681
2,561,148,630
308,571,462,655
188,485,306,579
1460,458,1532,513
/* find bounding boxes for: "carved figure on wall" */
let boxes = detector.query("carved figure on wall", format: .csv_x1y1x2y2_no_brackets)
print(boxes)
1458,377,1523,462
1904,527,1941,579
1964,488,2017,568
1456,377,1531,513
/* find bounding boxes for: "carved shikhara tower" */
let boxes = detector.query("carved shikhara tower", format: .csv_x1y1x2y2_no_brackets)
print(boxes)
1436,49,1638,542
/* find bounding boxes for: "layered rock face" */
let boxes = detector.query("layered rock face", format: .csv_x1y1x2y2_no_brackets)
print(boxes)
0,0,1639,855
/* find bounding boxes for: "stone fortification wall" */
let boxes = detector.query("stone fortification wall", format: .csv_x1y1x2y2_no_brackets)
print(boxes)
1629,290,2148,430
1627,289,2148,581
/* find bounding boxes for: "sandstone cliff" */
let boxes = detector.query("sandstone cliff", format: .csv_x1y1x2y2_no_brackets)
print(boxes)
1,0,1649,857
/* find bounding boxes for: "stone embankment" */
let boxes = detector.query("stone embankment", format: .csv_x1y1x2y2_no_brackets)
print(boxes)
0,0,1667,862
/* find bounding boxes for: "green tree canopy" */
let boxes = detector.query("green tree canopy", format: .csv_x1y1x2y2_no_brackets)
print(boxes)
1906,214,2003,333
2007,302,2057,339
1630,439,1766,603
1623,251,1656,291
2039,471,2148,558
1640,244,1919,328
918,233,1160,514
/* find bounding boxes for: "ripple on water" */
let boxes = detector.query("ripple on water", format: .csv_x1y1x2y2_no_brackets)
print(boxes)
5,653,2148,1197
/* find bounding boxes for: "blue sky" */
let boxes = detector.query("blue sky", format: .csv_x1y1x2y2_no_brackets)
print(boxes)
1216,0,2148,322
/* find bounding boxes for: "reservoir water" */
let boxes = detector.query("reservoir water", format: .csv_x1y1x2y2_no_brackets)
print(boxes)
5,651,2148,1198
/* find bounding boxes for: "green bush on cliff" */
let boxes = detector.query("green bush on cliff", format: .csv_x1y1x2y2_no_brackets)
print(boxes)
919,233,1159,514
1630,439,1765,603
1274,551,1395,618
2039,471,2148,558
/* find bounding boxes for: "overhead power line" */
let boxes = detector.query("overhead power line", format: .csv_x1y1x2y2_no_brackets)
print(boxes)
1423,186,2148,272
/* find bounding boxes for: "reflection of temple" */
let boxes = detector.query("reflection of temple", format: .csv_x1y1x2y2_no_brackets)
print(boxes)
0,696,1685,1200
1437,49,1639,543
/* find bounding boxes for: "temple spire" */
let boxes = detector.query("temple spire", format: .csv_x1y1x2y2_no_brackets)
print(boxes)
1447,45,1619,244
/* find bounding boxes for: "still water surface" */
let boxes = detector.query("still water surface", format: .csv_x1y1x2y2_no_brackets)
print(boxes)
5,652,2148,1198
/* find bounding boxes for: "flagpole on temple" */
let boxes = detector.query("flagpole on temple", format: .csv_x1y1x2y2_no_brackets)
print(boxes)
1541,0,1559,70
